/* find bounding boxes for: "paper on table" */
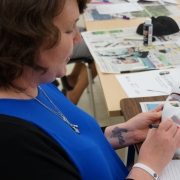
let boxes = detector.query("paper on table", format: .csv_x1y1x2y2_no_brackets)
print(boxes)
158,0,165,5
143,0,165,4
160,160,180,180
95,3,143,14
127,0,138,2
176,38,180,47
144,0,178,4
163,0,178,4
90,0,112,4
115,68,180,98
91,0,102,2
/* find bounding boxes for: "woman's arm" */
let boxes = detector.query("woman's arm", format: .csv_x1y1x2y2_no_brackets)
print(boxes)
104,104,180,179
103,121,134,149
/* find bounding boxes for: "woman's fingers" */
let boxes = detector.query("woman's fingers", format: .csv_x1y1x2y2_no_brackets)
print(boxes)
158,118,173,131
159,119,180,141
150,104,164,113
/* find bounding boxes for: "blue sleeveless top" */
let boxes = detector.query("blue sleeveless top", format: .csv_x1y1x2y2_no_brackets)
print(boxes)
0,83,128,179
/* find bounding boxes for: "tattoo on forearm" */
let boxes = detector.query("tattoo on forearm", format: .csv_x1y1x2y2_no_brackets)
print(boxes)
110,127,127,145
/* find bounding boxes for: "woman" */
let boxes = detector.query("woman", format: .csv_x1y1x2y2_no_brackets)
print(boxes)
0,0,180,179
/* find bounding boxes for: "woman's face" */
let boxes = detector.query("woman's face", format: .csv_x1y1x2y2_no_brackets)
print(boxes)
38,0,81,83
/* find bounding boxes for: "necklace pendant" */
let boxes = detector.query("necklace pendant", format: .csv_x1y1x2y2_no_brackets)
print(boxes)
71,125,80,134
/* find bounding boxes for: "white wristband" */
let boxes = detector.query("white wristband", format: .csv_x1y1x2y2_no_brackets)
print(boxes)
133,163,160,180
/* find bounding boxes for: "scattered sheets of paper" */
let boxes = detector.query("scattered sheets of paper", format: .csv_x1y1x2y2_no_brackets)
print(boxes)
154,0,179,4
127,0,138,2
176,37,180,46
95,3,143,14
158,0,165,5
115,68,180,98
81,27,180,73
84,4,180,21
163,0,178,4
91,0,125,2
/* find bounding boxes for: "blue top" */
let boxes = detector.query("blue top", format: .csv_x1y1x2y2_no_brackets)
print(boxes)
0,83,129,179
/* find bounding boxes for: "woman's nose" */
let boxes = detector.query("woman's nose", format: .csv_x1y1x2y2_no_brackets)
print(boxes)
73,27,82,45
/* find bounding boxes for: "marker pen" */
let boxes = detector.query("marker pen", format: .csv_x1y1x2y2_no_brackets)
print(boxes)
120,15,130,20
149,124,159,128
143,18,153,46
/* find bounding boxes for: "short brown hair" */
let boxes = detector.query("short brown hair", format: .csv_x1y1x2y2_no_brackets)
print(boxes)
0,0,86,89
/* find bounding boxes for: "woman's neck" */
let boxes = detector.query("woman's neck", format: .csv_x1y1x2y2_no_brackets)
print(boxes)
0,78,39,99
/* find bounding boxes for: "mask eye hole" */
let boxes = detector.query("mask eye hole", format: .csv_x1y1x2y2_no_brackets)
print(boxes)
168,94,180,107
170,102,179,107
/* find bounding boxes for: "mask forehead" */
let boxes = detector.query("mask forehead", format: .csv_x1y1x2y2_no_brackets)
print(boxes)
171,81,180,94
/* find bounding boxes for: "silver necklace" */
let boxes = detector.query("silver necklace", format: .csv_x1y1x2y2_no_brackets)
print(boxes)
21,86,80,134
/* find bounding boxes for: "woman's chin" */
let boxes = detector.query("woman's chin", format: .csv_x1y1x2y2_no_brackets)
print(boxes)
57,67,67,78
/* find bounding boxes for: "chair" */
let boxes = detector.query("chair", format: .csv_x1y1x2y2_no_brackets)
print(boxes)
61,58,96,118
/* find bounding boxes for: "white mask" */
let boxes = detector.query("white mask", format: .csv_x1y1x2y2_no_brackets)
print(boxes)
162,81,180,157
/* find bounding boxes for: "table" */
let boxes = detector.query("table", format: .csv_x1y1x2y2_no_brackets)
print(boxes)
84,10,180,117
120,95,168,169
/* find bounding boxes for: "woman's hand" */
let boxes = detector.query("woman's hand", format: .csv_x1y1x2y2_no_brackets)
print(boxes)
127,119,180,179
126,104,163,143
138,119,180,175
